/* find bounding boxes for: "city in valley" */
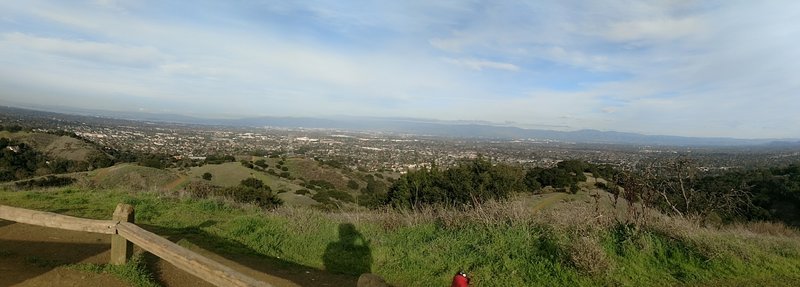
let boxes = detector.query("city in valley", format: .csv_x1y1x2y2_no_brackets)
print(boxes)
3,106,797,176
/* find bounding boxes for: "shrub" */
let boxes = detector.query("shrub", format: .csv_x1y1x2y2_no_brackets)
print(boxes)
347,179,360,190
327,190,354,202
214,186,282,208
183,181,217,198
15,176,75,189
568,236,611,276
309,180,336,190
254,159,268,168
240,178,264,189
386,157,524,208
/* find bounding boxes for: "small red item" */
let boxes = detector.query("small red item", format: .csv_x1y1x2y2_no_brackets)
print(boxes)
451,271,469,287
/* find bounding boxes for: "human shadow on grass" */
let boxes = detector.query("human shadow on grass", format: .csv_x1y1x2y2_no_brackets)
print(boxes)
138,222,360,287
323,223,373,275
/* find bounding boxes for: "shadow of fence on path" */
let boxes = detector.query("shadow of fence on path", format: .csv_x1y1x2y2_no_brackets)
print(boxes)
139,222,360,287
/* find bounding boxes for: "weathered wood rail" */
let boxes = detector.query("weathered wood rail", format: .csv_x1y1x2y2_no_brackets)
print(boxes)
0,203,271,287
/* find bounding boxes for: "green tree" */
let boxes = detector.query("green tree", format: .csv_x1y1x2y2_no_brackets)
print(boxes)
240,177,264,189
254,159,268,168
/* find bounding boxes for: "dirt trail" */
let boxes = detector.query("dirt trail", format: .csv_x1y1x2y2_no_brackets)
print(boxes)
0,220,127,287
163,174,187,191
0,220,360,287
529,192,568,212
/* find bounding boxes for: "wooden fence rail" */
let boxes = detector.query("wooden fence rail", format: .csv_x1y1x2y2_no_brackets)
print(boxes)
0,205,117,234
0,203,271,287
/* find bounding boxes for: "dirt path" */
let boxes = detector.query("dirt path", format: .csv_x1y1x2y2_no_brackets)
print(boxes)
529,192,568,212
163,174,188,191
0,220,360,287
0,220,127,287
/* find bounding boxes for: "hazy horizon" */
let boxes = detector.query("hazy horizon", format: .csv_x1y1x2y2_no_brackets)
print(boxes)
1,1,799,139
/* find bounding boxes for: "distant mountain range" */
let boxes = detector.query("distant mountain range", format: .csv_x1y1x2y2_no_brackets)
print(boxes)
3,103,799,147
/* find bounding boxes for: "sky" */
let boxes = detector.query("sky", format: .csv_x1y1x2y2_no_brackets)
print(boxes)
0,0,798,139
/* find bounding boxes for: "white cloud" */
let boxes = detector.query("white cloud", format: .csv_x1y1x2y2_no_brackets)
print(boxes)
605,17,704,42
2,32,165,67
443,58,520,71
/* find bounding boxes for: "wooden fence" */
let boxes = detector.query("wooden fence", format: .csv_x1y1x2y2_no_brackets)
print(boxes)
0,203,271,287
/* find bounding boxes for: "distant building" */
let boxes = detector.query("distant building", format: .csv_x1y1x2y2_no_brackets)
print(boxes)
6,146,21,153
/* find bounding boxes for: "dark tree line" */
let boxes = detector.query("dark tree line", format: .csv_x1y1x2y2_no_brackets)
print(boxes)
385,157,525,208
720,164,800,225
0,138,47,181
523,160,616,193
383,157,616,209
15,175,76,189
601,158,800,226
0,125,25,133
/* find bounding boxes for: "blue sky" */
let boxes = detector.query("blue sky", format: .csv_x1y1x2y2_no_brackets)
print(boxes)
0,0,798,138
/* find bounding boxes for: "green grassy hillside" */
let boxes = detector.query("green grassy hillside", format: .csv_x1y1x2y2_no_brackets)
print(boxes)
186,162,318,206
187,162,304,191
281,157,360,190
1,187,798,286
0,131,101,162
91,164,179,191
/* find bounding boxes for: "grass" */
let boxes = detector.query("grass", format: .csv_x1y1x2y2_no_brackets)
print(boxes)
186,162,316,207
92,164,179,191
68,254,160,287
187,162,304,192
1,187,800,286
282,157,356,190
0,131,99,161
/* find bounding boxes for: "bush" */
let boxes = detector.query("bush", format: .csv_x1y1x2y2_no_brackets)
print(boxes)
183,181,217,198
215,186,281,208
347,179,360,190
328,190,354,202
568,236,611,276
312,191,332,205
205,154,235,164
240,178,264,189
295,189,311,195
15,176,75,189
386,157,524,208
202,172,213,181
309,179,336,190
312,190,354,205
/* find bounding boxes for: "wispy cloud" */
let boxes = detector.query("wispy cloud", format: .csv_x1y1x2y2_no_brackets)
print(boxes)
604,17,704,42
2,32,165,67
444,58,520,71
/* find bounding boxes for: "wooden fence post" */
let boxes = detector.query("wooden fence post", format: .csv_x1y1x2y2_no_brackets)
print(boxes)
111,203,135,265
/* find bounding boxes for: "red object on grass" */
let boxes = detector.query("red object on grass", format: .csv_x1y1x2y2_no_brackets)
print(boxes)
451,271,469,287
